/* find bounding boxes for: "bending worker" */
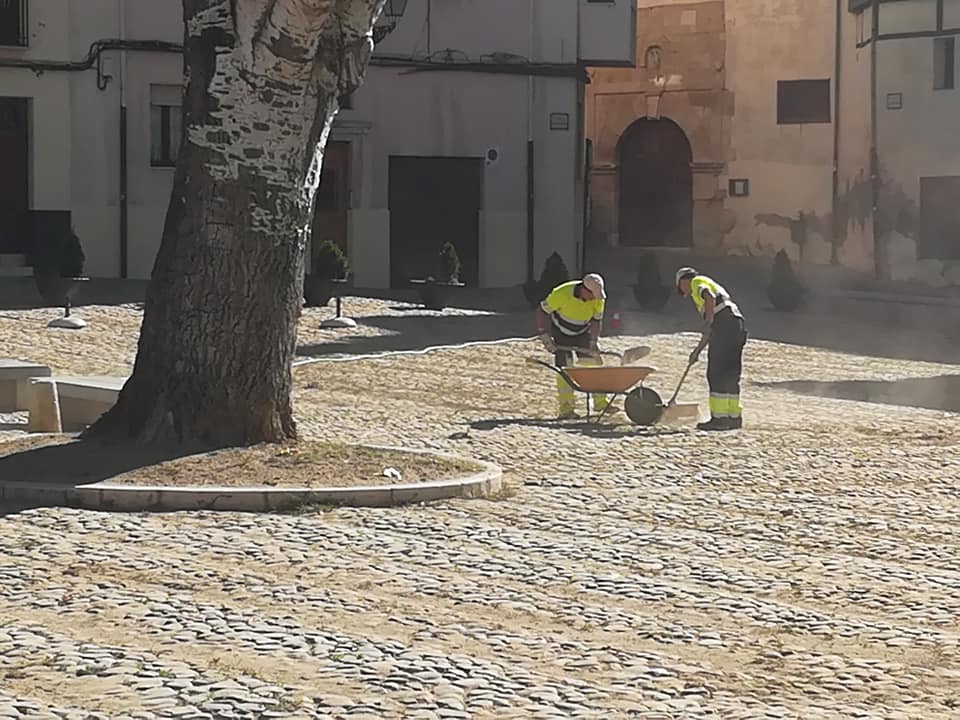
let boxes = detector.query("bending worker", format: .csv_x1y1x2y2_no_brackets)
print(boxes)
536,273,610,419
675,267,747,431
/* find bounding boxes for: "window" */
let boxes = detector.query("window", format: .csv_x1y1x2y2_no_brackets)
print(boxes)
150,85,182,167
919,176,960,260
0,0,27,46
777,79,832,125
934,37,955,91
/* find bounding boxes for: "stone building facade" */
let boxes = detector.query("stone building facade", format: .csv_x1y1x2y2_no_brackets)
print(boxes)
586,0,960,287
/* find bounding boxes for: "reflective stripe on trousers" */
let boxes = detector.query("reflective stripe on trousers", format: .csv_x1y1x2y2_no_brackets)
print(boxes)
708,392,742,419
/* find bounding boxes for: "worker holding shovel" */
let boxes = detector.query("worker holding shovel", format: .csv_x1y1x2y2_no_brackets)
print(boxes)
536,273,611,419
675,267,747,431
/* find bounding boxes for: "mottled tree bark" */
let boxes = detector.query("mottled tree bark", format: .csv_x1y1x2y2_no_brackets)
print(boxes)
87,0,385,447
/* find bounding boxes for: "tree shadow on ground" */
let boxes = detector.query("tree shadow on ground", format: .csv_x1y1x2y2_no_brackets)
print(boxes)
468,417,687,440
297,312,532,359
754,374,960,413
0,438,201,515
0,278,150,310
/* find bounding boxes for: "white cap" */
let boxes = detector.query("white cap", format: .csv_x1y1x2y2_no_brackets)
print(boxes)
675,266,698,288
582,273,606,300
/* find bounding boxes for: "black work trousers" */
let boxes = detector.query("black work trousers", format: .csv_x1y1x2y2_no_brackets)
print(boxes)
706,308,747,418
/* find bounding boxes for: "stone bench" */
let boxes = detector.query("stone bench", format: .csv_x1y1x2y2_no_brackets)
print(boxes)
52,376,125,431
0,358,52,412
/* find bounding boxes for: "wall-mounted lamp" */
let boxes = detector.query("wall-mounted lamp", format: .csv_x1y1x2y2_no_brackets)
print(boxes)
374,0,409,43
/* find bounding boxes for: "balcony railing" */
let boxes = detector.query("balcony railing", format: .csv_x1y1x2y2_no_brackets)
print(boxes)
0,0,27,47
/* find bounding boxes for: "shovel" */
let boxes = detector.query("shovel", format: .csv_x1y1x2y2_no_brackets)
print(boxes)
665,359,695,408
553,344,652,366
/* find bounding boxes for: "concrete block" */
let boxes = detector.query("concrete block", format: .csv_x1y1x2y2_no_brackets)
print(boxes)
27,378,62,434
53,376,125,432
0,359,52,412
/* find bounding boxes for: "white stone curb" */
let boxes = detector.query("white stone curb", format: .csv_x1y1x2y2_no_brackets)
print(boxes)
0,445,503,513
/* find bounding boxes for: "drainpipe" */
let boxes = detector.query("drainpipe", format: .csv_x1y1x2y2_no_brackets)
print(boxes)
830,0,842,265
869,0,882,279
526,0,535,283
119,0,129,279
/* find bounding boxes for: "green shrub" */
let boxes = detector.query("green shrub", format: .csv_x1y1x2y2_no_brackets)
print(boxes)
768,249,804,311
32,228,85,278
312,240,349,280
632,252,671,310
523,252,570,308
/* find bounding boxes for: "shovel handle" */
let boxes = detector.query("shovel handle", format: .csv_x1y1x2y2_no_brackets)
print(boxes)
667,361,695,407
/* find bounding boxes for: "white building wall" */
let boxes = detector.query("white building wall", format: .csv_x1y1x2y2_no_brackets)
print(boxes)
874,0,960,285
2,0,632,286
834,4,874,273
342,0,589,288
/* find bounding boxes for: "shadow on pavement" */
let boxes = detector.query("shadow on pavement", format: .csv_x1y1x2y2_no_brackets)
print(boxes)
297,312,532,358
468,416,687,440
0,438,198,498
618,305,960,367
754,374,960,413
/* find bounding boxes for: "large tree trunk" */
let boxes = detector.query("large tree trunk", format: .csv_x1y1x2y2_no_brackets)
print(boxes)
87,0,385,447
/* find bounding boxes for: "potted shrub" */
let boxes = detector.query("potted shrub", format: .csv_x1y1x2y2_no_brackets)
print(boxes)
768,249,805,311
522,251,570,309
304,240,350,307
31,227,88,311
632,252,671,310
411,242,464,310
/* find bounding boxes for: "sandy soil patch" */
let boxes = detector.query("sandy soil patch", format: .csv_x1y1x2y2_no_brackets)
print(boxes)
0,436,478,488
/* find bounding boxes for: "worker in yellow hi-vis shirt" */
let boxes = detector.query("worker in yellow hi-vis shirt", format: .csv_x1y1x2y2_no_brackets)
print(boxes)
675,267,747,431
535,273,609,419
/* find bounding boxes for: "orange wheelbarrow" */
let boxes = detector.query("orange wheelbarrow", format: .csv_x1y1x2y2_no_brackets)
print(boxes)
525,359,661,424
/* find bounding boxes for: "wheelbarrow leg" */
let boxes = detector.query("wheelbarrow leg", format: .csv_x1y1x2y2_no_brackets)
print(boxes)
593,393,621,424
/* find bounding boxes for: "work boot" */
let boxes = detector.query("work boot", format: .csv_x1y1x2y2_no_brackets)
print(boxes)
696,416,729,431
727,416,743,430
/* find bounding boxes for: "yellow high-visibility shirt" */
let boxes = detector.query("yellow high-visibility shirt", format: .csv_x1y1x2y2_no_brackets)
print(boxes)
690,275,741,318
541,281,604,336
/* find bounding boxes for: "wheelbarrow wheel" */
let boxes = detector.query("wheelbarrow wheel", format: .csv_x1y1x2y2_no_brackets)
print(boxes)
625,387,664,426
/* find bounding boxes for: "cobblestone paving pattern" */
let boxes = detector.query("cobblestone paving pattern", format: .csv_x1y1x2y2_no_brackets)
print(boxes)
2,332,960,718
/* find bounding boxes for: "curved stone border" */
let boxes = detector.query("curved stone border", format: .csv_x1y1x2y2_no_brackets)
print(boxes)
0,444,502,513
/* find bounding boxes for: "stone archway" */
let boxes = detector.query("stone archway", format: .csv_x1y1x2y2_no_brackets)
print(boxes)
617,117,693,247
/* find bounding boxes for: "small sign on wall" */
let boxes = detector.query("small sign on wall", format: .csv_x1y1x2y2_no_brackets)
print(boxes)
549,112,570,131
886,92,903,110
729,179,750,198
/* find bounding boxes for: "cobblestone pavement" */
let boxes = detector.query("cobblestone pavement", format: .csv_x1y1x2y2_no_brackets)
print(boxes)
2,319,960,718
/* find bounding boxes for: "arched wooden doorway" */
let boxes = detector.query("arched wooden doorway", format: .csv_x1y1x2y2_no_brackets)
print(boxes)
618,118,693,247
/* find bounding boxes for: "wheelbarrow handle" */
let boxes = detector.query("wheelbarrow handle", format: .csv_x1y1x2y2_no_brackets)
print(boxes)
524,357,582,392
553,345,611,359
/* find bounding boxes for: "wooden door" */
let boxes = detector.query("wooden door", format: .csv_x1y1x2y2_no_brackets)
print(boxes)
0,97,28,210
310,141,350,270
919,176,960,260
618,118,693,247
0,97,29,253
388,156,483,288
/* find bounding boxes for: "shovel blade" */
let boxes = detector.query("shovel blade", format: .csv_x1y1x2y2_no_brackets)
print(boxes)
620,345,652,365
